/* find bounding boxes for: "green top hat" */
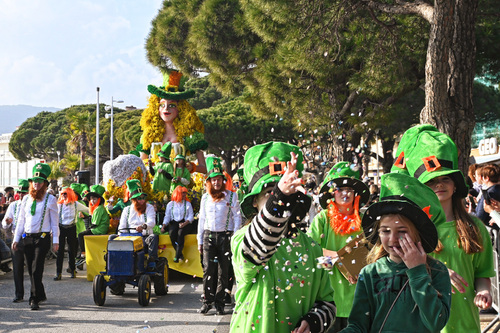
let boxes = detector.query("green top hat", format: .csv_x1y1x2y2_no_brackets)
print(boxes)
318,162,370,209
362,173,443,253
29,163,51,183
126,179,146,200
85,184,106,201
147,70,195,101
241,142,304,219
206,156,225,179
157,142,172,159
17,179,29,193
391,124,439,175
175,154,186,160
392,127,468,198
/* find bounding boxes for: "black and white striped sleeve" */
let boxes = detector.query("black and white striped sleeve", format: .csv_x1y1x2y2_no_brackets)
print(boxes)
300,301,337,333
240,186,294,265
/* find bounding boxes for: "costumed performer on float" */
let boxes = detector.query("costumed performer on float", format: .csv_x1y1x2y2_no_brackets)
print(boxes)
140,70,208,174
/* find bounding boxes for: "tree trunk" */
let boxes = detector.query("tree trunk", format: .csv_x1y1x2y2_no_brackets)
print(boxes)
420,0,478,173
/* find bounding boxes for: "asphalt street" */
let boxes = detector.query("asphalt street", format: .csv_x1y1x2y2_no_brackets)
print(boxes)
0,257,231,333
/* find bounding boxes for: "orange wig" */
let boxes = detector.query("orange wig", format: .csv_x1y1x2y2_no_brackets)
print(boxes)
171,186,189,203
57,187,78,204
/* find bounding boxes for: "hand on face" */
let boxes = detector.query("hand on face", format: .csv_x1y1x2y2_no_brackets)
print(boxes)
392,233,427,269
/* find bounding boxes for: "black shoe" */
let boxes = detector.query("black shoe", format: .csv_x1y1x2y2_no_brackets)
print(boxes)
0,263,12,273
12,298,23,303
70,270,76,278
66,267,72,274
216,306,224,315
54,274,62,281
199,304,212,314
30,302,39,310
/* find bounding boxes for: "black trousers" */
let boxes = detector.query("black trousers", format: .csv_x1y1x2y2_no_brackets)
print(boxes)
12,243,25,300
56,225,78,273
168,220,189,259
23,235,50,304
202,230,232,307
78,229,93,254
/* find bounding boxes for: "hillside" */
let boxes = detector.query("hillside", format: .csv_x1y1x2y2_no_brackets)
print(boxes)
0,105,61,134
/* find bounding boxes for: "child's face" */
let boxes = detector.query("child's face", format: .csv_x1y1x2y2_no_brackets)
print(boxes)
334,187,354,207
425,176,455,203
378,214,416,263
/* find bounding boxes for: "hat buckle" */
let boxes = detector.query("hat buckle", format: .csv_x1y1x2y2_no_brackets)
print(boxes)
422,155,441,172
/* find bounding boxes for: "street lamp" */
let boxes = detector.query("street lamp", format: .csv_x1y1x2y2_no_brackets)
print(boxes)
105,97,124,160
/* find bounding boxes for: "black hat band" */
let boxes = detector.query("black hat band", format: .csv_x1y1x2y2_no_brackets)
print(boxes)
34,171,48,179
413,158,453,179
131,189,143,197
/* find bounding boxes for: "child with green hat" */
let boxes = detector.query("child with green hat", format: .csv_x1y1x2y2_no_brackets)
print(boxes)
13,163,59,310
230,142,336,333
171,146,191,193
307,161,370,331
342,173,451,333
391,125,494,333
2,179,29,302
149,141,174,193
76,184,110,266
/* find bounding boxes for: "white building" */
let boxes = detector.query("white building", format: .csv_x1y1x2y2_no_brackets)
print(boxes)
0,133,42,191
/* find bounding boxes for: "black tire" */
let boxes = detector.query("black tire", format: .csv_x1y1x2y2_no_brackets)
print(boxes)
154,258,169,296
138,274,151,306
93,275,106,306
109,282,125,295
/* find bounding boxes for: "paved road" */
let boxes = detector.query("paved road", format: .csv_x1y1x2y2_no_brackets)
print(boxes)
0,257,231,333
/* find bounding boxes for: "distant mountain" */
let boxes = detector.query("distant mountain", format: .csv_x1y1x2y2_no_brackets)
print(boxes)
0,105,61,135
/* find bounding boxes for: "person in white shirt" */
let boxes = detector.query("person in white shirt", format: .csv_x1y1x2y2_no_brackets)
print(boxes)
54,187,89,280
161,185,194,262
197,156,242,315
2,179,29,303
117,179,158,268
12,163,59,310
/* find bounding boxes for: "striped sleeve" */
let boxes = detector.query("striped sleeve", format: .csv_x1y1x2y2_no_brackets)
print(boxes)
240,186,295,265
301,301,337,333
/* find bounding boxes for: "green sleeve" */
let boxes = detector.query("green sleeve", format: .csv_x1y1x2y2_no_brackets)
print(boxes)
307,209,327,246
231,226,260,284
406,261,451,332
342,268,372,332
472,217,495,278
91,206,110,235
107,199,126,215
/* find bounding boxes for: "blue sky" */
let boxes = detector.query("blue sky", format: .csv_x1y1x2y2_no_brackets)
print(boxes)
0,0,163,109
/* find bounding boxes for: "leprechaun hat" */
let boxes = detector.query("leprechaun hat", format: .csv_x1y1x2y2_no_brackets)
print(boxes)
392,127,468,198
147,70,195,101
362,173,444,253
206,156,225,179
157,142,172,159
391,124,439,175
29,163,51,183
17,179,29,193
318,162,370,209
126,179,146,200
85,184,106,201
240,142,304,219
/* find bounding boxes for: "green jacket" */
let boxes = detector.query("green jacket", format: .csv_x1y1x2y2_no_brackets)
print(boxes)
308,209,363,318
342,257,451,333
90,205,109,235
152,161,174,193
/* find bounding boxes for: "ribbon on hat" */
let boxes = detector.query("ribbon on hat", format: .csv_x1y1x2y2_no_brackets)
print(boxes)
413,157,453,179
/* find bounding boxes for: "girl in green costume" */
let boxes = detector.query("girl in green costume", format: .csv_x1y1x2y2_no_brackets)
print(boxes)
342,173,451,333
231,142,336,333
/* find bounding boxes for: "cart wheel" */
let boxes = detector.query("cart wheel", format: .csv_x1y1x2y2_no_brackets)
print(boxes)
154,258,169,296
138,274,151,306
93,275,106,306
110,282,125,295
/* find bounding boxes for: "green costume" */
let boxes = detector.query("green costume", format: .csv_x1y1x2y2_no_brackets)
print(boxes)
429,216,494,333
152,161,174,192
308,210,362,318
106,198,129,215
171,167,190,192
342,257,451,333
89,205,109,235
231,142,336,333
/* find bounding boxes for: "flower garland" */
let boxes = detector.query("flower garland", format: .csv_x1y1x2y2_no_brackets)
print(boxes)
327,196,362,235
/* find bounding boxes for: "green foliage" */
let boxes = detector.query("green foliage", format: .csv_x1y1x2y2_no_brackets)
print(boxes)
198,98,296,173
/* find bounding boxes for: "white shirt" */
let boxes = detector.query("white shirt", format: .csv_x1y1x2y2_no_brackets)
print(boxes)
2,200,22,238
118,203,156,236
163,200,194,226
14,193,59,243
57,201,89,226
197,190,242,245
